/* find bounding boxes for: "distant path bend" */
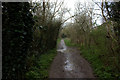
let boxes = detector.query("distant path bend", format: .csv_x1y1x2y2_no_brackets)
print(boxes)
49,39,94,78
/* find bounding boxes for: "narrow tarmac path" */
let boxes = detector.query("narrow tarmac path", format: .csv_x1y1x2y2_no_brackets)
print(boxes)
49,39,94,78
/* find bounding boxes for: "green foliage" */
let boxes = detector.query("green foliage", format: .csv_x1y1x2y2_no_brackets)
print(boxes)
2,2,34,79
64,24,120,78
31,2,63,55
31,18,61,54
80,45,120,78
25,49,57,79
57,38,61,44
25,2,62,79
64,38,79,47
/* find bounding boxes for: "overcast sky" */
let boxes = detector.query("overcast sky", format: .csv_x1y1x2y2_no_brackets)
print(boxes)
33,0,105,26
63,0,103,26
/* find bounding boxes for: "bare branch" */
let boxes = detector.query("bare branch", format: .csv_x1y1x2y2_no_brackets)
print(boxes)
51,1,64,20
61,15,76,24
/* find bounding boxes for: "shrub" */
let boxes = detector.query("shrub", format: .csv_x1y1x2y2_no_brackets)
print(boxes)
2,2,34,79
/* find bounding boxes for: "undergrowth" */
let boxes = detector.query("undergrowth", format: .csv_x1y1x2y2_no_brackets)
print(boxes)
64,38,79,47
64,37,120,78
25,49,57,79
80,45,120,78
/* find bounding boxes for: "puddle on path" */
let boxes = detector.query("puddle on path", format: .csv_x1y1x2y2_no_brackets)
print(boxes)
57,39,67,52
57,39,74,72
50,39,95,78
64,59,73,71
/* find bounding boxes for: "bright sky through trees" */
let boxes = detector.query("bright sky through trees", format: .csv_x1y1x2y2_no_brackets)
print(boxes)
63,0,103,26
32,0,105,26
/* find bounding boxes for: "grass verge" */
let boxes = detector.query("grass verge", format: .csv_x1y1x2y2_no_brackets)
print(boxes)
64,38,79,47
57,38,61,44
64,38,120,78
25,49,57,79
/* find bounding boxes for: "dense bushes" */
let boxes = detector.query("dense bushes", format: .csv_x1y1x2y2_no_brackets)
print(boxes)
2,1,69,79
2,2,34,79
26,17,62,75
30,19,61,55
30,1,63,55
24,2,63,79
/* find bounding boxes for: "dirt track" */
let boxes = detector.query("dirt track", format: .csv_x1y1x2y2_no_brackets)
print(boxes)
49,39,94,78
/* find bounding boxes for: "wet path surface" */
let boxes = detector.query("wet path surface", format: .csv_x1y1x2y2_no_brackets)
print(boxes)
49,39,94,78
